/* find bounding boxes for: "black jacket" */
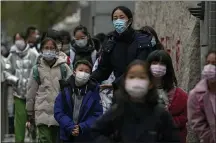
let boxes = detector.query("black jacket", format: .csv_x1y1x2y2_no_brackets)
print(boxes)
91,97,180,143
91,28,154,88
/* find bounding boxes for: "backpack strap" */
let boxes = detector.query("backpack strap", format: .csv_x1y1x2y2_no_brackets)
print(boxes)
32,65,41,85
60,63,67,80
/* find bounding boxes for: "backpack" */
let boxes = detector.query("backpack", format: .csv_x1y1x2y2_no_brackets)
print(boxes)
32,63,67,85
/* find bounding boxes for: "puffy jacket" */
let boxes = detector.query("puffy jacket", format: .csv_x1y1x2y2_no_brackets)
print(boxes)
26,57,72,126
91,28,154,88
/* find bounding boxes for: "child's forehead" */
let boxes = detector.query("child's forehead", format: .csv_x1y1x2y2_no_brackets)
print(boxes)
76,64,91,70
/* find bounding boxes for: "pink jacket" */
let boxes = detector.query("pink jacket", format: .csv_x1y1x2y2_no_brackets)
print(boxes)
188,79,216,143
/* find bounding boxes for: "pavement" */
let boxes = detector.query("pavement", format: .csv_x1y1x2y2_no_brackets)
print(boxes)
3,131,35,143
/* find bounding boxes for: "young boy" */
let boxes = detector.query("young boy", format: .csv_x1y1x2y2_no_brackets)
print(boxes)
54,60,103,142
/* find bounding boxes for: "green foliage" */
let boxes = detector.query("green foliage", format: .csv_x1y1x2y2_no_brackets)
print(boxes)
1,1,78,36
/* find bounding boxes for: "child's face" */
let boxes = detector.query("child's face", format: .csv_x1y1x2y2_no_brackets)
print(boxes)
75,64,91,74
126,65,150,82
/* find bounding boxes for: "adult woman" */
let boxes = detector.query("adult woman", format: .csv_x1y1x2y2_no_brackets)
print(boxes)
70,25,97,67
26,38,72,143
188,50,216,143
147,50,188,143
91,60,180,143
91,6,153,90
140,26,164,50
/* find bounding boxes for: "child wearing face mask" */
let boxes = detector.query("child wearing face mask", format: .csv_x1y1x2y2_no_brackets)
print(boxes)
188,50,216,143
26,38,72,143
147,50,188,143
91,60,180,143
54,60,103,143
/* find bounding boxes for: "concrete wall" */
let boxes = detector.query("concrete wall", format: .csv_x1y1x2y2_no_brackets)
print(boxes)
134,1,201,91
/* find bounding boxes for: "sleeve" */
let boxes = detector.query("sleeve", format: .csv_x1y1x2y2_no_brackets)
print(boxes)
26,72,39,115
91,51,113,83
65,64,72,79
172,90,188,129
159,110,181,142
79,90,103,134
90,103,123,137
187,91,213,143
54,91,75,136
3,53,19,85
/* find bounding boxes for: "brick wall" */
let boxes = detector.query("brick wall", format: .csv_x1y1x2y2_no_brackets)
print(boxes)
134,1,201,91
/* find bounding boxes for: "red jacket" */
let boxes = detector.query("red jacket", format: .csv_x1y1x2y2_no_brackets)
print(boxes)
168,87,188,143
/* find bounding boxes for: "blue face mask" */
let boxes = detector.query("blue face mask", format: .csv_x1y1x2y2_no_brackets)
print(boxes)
151,37,156,47
42,50,57,61
113,19,128,34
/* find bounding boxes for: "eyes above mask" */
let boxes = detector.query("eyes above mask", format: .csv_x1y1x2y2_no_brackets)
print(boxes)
202,64,216,81
75,39,88,48
15,40,26,51
150,64,167,77
113,19,128,34
42,50,57,61
125,78,150,99
75,71,90,86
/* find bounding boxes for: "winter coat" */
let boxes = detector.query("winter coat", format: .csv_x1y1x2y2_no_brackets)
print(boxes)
167,87,188,143
91,28,153,89
91,90,180,143
54,76,103,142
26,57,72,126
188,79,216,143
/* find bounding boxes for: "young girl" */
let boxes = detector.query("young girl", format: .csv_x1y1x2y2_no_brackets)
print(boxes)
26,38,72,143
188,50,216,143
91,60,180,143
147,50,188,143
54,60,103,143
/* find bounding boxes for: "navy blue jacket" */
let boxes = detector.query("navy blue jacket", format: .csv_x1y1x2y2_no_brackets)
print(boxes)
54,76,103,142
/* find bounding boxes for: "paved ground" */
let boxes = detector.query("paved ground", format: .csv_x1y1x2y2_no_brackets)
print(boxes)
3,130,35,143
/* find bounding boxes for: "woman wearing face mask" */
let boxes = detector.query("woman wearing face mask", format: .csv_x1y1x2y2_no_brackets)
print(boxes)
140,26,164,50
4,33,39,142
26,38,72,143
59,30,72,56
54,60,103,143
70,25,97,68
91,60,180,143
188,50,216,143
147,50,188,143
91,6,153,92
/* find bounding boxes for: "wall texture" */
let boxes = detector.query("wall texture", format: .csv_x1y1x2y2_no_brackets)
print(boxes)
134,1,201,92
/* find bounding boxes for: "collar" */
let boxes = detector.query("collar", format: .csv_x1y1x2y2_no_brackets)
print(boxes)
194,79,208,93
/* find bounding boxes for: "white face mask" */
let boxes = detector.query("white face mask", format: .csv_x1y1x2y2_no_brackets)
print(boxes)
75,71,90,86
150,64,166,78
125,78,150,99
75,39,88,48
15,40,26,51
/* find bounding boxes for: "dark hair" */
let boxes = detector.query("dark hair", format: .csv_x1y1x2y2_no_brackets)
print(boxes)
40,38,57,51
111,6,133,26
41,29,60,42
13,32,26,43
94,33,106,44
74,60,93,71
140,26,164,50
206,49,216,59
73,25,94,47
26,26,37,37
117,60,158,107
147,50,177,91
60,30,71,43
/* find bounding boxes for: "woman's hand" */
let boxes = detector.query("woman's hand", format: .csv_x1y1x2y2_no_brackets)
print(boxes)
100,84,113,90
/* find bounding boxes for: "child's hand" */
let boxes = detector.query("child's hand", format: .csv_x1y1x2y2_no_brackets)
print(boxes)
72,125,79,136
